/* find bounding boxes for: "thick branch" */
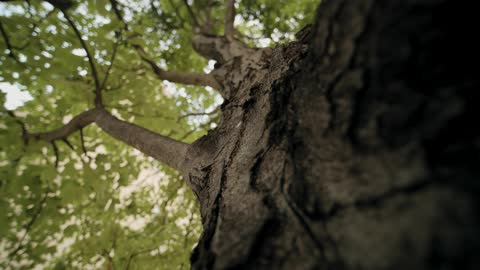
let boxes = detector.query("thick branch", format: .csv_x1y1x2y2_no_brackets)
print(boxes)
133,44,221,89
25,108,190,172
27,109,98,142
224,0,236,40
192,33,253,64
156,69,221,90
108,0,221,90
95,108,189,172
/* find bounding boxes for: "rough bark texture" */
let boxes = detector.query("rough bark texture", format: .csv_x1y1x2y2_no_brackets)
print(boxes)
187,0,480,269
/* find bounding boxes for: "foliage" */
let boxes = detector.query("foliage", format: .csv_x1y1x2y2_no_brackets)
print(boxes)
0,0,317,269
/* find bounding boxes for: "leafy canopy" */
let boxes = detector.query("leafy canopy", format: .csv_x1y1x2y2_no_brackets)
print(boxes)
0,0,316,269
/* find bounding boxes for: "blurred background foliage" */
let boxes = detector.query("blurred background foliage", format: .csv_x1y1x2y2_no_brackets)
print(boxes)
0,0,317,269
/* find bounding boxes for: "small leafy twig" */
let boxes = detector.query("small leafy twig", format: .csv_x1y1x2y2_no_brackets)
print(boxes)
100,32,121,91
181,0,200,27
6,111,28,145
0,19,20,63
13,9,56,51
51,141,59,167
6,193,48,260
62,12,102,106
79,128,88,156
61,138,74,150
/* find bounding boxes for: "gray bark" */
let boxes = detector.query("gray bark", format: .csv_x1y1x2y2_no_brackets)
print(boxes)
186,0,480,269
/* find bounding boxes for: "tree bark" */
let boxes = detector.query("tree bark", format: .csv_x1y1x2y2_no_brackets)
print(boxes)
187,0,480,269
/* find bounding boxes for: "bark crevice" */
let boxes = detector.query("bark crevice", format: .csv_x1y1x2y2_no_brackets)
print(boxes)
190,0,480,269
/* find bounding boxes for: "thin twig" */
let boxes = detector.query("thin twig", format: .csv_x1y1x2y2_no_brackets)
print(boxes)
0,19,19,63
166,0,187,29
100,33,121,90
110,0,128,30
124,246,162,270
181,0,200,27
133,43,221,89
51,141,59,167
6,193,48,260
7,111,28,145
79,128,87,155
177,106,219,122
179,120,213,140
63,12,102,106
27,109,98,142
150,0,183,30
13,9,56,50
62,138,74,150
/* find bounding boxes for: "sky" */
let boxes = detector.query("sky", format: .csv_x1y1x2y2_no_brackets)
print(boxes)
0,82,33,110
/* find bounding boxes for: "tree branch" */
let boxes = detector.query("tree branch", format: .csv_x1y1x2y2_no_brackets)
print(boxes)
95,108,189,172
108,1,220,90
178,106,219,122
109,105,173,120
224,0,236,40
7,193,48,260
45,0,74,10
154,68,221,90
181,0,200,28
109,0,124,23
79,128,88,155
165,0,186,28
124,245,163,270
14,8,56,51
51,141,59,167
27,109,98,142
100,33,121,90
0,19,19,63
7,111,28,144
179,120,213,141
62,12,102,106
133,44,221,89
61,138,74,150
109,0,129,30
22,108,190,172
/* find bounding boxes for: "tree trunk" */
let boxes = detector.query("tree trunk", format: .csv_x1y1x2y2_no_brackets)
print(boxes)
187,0,480,269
